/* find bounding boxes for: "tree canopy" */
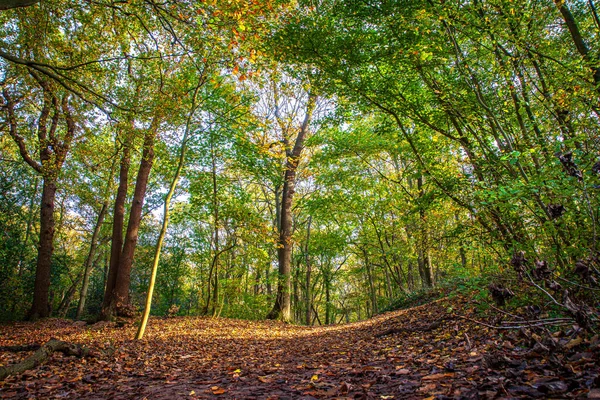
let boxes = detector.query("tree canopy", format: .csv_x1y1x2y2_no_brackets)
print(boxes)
0,0,598,337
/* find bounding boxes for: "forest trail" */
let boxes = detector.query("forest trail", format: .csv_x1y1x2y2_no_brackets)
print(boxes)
0,295,598,399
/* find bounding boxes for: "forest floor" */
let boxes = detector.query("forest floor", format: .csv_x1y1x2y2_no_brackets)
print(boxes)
1,294,599,399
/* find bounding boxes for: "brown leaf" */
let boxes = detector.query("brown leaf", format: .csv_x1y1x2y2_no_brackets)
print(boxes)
422,373,455,381
211,386,227,395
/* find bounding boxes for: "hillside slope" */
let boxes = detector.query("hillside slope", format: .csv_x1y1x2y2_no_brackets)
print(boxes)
1,295,598,399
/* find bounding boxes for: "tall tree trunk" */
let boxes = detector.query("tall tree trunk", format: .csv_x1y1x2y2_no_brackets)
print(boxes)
112,116,160,316
28,179,57,319
267,94,316,322
77,159,115,319
324,267,331,325
362,247,378,317
554,0,600,95
417,175,434,288
100,133,132,320
304,216,312,326
76,203,109,319
210,133,220,317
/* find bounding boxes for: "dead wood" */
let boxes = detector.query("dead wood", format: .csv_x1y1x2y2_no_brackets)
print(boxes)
0,338,90,380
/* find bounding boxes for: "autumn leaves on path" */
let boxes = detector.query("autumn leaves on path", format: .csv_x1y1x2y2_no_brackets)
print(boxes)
1,296,599,399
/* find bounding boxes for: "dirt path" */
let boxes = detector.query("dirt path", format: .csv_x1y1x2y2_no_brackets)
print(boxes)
1,296,598,399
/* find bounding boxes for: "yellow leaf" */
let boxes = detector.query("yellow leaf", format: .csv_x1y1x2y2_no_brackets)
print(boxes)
311,374,318,381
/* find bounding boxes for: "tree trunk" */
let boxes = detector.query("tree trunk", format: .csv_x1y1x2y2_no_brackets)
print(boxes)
27,179,57,320
267,94,316,322
554,0,600,95
56,271,83,317
76,202,109,319
417,175,433,288
324,267,331,325
136,86,198,338
304,216,312,325
100,134,132,320
362,247,378,317
112,117,159,316
210,133,220,317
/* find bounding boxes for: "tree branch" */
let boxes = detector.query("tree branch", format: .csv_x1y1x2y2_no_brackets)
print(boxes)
2,89,42,173
0,0,40,10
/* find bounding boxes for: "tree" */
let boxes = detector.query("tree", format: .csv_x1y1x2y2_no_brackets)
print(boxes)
136,81,201,339
3,77,76,319
262,75,317,322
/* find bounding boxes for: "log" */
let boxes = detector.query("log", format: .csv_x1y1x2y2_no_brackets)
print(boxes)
0,338,89,380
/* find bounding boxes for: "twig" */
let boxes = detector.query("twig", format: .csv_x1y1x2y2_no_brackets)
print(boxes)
458,315,572,330
488,304,525,320
464,332,472,350
526,272,564,309
501,318,571,325
558,276,600,291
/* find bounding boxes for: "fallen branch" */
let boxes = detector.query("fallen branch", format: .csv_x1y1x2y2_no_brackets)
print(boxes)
458,315,572,330
0,338,90,380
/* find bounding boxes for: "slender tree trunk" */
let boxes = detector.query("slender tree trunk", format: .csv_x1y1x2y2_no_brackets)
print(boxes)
76,203,109,319
136,86,198,338
56,272,83,317
78,158,116,319
554,0,600,94
293,258,300,322
362,247,378,317
416,176,433,288
210,134,220,318
324,267,331,325
304,216,312,325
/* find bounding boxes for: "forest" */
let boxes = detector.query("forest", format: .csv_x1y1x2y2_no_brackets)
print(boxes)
0,0,599,398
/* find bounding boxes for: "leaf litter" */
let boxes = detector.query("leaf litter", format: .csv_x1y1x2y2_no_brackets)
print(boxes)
1,295,598,399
